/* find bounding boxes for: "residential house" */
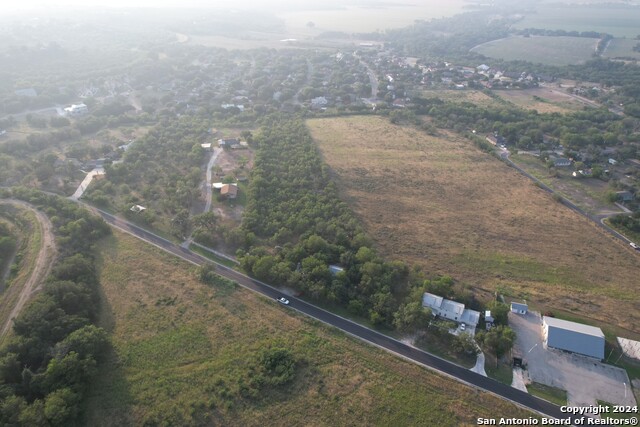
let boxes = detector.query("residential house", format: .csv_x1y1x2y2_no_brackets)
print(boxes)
616,191,634,202
422,293,480,328
550,156,572,167
220,184,238,199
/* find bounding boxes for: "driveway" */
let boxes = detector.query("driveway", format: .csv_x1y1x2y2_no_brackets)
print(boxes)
510,311,636,407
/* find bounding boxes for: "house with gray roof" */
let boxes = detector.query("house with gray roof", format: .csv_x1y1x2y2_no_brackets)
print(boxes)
422,292,480,328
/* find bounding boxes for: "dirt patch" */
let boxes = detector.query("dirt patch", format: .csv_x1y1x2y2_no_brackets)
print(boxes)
494,87,596,114
309,116,640,333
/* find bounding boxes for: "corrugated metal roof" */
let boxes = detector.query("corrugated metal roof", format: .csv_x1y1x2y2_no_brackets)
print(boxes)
543,316,604,338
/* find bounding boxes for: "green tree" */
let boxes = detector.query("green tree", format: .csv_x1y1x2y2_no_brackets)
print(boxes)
44,388,80,427
476,325,516,367
393,301,432,333
486,301,509,325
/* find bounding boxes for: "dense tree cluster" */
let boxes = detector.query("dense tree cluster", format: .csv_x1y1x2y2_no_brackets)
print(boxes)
610,211,640,238
86,115,209,235
412,96,639,154
0,188,111,426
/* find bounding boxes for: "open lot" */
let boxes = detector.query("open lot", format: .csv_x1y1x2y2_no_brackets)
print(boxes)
84,231,532,426
493,87,596,114
471,36,597,66
509,311,635,407
309,116,640,334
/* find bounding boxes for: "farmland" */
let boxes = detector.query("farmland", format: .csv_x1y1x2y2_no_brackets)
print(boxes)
309,116,640,334
513,4,640,38
471,36,597,66
603,38,640,60
84,231,533,426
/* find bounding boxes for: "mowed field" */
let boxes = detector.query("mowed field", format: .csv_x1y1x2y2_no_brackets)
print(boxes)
308,116,640,334
471,36,597,66
84,231,533,426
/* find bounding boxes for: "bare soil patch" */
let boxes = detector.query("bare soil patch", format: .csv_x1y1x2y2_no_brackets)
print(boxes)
309,116,640,333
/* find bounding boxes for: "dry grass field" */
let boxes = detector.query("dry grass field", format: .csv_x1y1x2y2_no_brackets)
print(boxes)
494,87,596,114
84,231,532,426
308,116,640,334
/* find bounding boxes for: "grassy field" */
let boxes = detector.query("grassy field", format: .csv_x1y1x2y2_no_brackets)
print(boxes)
493,88,593,114
603,38,640,60
308,116,640,335
84,231,534,426
514,5,640,38
420,90,504,108
527,383,567,406
471,36,597,66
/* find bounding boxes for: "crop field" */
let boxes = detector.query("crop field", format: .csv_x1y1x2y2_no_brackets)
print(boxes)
471,36,597,66
309,116,640,335
84,231,532,426
603,38,640,60
514,5,640,38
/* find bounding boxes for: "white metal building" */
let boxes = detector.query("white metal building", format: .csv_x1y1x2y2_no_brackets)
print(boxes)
542,316,605,360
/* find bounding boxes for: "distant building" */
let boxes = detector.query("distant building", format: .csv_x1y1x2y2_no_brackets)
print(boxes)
510,302,528,315
64,103,88,117
311,97,328,109
550,156,572,167
220,184,238,199
422,292,480,328
130,205,146,213
218,138,238,148
616,191,634,202
542,316,605,360
608,158,618,165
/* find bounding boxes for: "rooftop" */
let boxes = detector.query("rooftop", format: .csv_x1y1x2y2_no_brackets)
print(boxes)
543,316,604,339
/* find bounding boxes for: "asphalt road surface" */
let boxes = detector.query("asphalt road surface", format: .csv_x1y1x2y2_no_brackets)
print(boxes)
91,205,596,425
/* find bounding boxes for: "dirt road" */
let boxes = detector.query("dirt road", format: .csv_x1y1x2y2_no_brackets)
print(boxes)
0,200,56,340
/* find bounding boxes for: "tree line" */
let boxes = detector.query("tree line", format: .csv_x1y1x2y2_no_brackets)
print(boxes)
0,188,111,426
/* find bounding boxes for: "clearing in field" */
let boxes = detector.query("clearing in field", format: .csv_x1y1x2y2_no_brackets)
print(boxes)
84,231,532,426
420,90,503,108
493,87,596,114
513,4,640,38
471,36,597,66
308,116,640,335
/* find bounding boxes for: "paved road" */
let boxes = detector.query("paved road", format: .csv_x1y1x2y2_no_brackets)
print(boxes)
85,203,594,425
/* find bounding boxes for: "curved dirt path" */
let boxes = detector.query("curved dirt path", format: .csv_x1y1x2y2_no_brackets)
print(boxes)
0,200,56,339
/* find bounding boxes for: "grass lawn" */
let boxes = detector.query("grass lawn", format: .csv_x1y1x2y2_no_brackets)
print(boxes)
308,116,640,334
471,36,597,66
484,361,513,386
527,383,567,406
83,231,535,426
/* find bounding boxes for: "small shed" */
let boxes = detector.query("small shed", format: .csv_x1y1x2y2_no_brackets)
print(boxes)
542,316,605,360
510,302,528,315
616,191,634,202
329,265,344,275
